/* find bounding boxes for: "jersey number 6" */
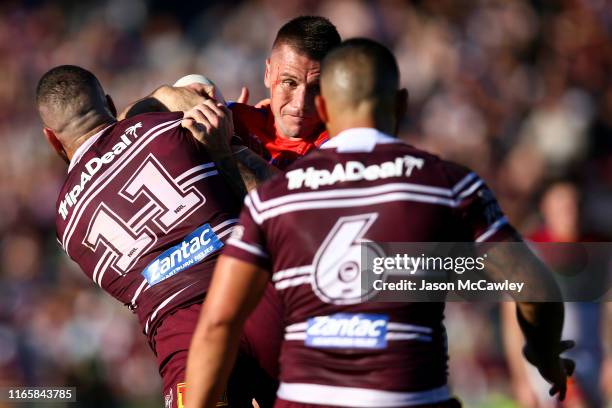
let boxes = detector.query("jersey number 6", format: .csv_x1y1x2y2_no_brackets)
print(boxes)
312,213,385,305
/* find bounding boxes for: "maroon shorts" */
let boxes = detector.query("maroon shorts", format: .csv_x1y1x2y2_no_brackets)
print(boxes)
273,398,462,408
153,302,278,408
153,303,201,407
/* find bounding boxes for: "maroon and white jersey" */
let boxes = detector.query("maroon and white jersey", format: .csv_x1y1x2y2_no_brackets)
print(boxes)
224,128,515,407
56,112,241,339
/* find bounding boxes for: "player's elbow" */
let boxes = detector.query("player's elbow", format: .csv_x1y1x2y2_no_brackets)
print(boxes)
204,313,240,333
152,84,173,100
193,311,242,346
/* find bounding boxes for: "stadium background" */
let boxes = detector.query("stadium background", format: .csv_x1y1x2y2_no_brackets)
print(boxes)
0,0,610,406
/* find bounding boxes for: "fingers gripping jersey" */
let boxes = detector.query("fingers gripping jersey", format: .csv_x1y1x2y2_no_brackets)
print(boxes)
55,112,241,338
224,128,515,407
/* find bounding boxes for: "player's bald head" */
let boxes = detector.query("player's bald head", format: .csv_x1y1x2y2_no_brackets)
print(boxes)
36,65,111,133
320,38,399,112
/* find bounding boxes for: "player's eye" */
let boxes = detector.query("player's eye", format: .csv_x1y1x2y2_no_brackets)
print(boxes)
282,79,298,88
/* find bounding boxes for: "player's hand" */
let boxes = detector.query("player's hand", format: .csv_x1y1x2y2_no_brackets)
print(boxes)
254,98,271,109
523,340,575,400
182,100,234,156
237,87,249,104
183,83,219,101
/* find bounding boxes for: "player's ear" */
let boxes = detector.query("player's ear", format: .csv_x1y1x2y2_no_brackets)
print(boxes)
392,88,408,136
43,127,69,164
264,58,271,89
106,94,117,118
315,94,329,124
394,88,409,134
396,88,408,120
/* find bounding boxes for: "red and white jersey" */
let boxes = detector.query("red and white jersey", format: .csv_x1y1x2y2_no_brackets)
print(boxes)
224,128,515,407
56,112,241,339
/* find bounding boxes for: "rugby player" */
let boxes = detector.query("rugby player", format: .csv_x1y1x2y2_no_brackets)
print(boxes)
229,16,341,170
229,16,341,382
36,65,253,408
184,39,575,408
121,16,342,382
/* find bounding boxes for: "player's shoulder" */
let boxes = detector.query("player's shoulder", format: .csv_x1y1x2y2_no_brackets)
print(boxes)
228,102,269,126
117,111,183,131
433,155,479,188
354,139,483,197
377,141,440,162
376,142,477,186
228,102,268,116
228,103,272,149
250,148,337,203
111,112,187,148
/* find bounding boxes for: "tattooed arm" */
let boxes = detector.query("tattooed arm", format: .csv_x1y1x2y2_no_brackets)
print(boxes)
231,146,281,191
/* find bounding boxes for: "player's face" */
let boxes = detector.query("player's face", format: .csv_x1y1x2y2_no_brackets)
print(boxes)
265,45,321,139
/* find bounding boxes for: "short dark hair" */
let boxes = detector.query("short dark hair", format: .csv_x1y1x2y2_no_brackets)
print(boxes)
36,65,103,111
321,38,399,105
322,38,399,87
272,16,341,61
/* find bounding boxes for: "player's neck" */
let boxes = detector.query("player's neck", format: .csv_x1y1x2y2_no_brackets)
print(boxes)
328,115,395,138
64,116,116,161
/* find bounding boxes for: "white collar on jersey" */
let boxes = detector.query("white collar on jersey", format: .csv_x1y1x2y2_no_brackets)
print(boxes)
320,127,400,153
68,123,116,173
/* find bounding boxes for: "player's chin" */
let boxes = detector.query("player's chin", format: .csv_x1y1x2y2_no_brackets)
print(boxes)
279,122,303,139
281,117,317,139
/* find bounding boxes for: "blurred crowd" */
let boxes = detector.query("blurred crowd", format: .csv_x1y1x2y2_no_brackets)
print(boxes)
0,0,610,406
